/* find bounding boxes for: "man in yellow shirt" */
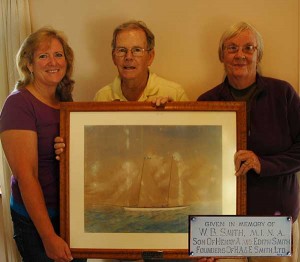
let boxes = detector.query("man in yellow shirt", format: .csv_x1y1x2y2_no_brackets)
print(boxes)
54,20,188,157
93,20,188,102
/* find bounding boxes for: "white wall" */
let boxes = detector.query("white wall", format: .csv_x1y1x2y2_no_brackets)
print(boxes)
28,0,299,101
19,1,300,261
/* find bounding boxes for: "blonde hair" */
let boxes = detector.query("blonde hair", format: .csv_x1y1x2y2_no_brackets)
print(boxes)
15,27,75,101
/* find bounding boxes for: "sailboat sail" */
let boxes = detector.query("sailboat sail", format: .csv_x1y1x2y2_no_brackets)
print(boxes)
123,154,189,211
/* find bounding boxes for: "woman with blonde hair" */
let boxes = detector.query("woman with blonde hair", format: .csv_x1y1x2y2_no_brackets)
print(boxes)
0,27,85,262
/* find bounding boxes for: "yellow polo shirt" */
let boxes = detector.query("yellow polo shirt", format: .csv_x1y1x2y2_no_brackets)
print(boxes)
93,72,189,101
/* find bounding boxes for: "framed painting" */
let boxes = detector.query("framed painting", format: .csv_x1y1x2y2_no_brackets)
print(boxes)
59,101,247,259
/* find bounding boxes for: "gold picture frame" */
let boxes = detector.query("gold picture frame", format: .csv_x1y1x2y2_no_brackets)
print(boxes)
59,101,247,259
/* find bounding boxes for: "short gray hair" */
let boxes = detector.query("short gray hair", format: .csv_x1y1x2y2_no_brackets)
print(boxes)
218,21,263,63
111,20,155,50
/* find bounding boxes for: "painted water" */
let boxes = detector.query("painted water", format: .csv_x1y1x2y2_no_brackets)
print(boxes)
85,202,221,233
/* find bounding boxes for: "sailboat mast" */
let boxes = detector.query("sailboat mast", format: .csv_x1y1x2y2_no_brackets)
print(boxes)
167,155,173,207
136,156,146,207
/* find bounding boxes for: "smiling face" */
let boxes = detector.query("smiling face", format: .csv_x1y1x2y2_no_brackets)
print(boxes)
222,30,258,88
112,28,154,82
27,38,67,88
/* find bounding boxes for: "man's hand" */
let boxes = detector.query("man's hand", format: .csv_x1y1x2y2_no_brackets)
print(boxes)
150,96,174,107
54,137,65,161
234,150,261,176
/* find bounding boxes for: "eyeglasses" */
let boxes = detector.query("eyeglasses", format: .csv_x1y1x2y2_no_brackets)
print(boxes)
224,45,257,54
114,47,151,57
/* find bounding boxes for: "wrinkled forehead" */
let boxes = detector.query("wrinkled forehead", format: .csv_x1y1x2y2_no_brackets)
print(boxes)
225,29,257,45
115,28,147,47
35,36,63,52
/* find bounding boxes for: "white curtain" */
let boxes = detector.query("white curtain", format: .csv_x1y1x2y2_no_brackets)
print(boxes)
0,0,31,261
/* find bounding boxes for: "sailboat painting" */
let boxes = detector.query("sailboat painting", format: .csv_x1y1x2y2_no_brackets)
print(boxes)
84,125,222,233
